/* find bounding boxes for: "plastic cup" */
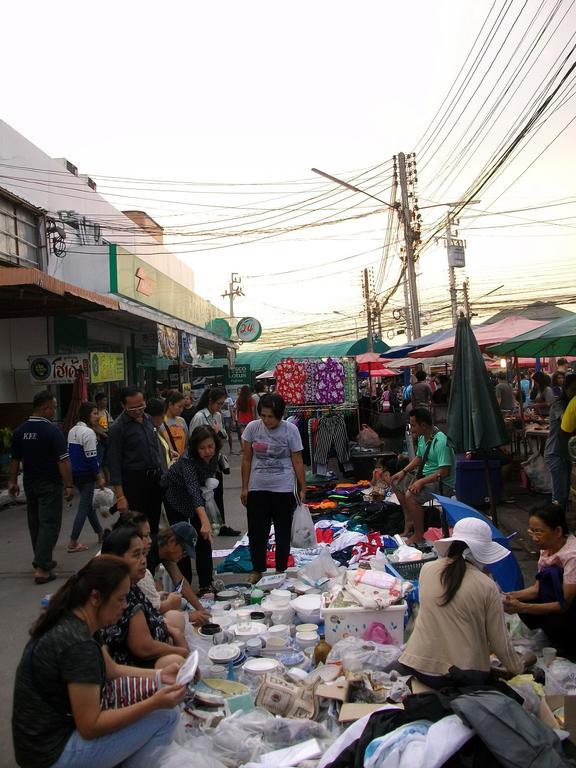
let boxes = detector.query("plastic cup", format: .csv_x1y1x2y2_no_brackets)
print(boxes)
542,647,557,667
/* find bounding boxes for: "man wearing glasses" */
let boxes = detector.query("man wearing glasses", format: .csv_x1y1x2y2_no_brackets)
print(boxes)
107,386,163,532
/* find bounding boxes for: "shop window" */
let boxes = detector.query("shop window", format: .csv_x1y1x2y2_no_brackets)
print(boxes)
0,196,40,267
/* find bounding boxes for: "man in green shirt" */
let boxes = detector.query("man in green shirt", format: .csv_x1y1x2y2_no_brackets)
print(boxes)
391,408,456,545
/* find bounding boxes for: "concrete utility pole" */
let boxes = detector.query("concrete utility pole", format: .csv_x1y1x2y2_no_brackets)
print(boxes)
445,215,459,328
362,268,374,352
222,273,244,319
397,153,421,339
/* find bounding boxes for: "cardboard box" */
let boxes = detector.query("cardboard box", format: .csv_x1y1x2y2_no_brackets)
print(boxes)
544,695,576,743
339,702,402,723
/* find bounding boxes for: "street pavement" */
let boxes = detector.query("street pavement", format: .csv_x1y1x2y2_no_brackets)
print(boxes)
0,441,547,767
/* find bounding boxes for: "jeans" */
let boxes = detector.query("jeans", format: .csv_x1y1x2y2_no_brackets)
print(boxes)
247,491,296,573
70,476,103,541
50,708,179,768
25,479,63,572
544,454,571,507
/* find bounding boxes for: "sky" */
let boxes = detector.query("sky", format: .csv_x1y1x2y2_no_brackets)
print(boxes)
2,0,575,348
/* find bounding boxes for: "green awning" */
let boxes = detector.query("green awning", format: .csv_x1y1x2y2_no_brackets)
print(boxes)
488,314,576,357
235,337,389,372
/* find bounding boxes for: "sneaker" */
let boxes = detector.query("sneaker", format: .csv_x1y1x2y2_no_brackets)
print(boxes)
246,571,263,585
219,525,241,537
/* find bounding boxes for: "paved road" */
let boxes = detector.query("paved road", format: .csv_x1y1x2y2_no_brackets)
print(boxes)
0,446,544,767
0,447,247,768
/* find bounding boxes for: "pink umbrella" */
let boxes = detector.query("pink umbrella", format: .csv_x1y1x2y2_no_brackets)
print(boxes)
358,363,399,377
410,317,548,359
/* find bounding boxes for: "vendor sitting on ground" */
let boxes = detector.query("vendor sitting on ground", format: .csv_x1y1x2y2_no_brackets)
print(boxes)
397,517,525,687
12,556,185,768
391,408,456,544
504,504,576,656
99,527,188,668
114,512,210,625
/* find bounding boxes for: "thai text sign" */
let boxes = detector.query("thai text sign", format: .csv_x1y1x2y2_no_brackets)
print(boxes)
29,354,90,384
90,352,125,384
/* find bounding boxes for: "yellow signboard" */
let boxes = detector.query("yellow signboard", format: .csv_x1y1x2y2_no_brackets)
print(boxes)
90,352,125,384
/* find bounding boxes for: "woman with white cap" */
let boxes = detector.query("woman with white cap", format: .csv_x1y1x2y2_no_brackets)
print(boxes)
398,517,524,686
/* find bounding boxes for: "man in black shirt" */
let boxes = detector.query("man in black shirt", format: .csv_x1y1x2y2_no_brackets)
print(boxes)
107,386,163,533
9,391,73,584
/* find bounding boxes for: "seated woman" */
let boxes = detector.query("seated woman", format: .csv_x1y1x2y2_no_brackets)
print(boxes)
504,504,576,656
398,517,524,687
100,527,188,668
12,556,185,768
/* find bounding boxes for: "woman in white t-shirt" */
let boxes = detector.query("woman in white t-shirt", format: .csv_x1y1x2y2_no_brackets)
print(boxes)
220,390,235,453
240,393,306,583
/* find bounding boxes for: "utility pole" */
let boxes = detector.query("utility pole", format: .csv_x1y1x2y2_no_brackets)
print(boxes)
397,152,421,339
362,268,374,352
221,273,244,319
445,216,459,328
462,279,471,319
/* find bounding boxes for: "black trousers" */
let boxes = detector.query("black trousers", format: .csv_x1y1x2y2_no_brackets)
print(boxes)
247,491,295,573
122,471,163,534
25,479,63,571
164,499,214,590
214,470,225,524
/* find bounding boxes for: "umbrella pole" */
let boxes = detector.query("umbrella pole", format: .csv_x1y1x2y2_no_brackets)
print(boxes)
484,458,498,526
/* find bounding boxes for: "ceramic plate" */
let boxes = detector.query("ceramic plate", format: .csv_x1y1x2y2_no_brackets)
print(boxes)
208,644,242,663
230,622,268,637
242,657,281,674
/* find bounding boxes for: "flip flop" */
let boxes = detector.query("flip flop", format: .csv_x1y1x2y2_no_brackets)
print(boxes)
67,543,89,553
34,573,57,585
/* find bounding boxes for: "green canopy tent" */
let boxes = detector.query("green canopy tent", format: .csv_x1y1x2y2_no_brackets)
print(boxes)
235,337,390,372
488,314,576,358
447,315,509,524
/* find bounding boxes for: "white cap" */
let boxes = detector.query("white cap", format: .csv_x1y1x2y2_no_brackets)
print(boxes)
434,517,510,565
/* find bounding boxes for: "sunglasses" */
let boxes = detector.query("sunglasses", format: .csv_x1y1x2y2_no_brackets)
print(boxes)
125,404,146,412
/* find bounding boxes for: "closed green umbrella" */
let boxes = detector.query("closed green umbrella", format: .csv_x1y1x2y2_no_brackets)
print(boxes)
447,314,509,524
488,314,576,358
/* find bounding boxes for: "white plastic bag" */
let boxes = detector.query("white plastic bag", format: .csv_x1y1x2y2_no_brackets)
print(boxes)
92,487,116,518
521,453,551,494
202,478,222,533
298,548,342,588
291,504,316,549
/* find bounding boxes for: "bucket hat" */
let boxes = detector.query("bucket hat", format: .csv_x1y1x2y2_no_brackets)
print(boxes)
434,517,509,564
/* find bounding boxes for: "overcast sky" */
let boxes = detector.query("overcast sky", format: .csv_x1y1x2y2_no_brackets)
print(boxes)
2,0,575,346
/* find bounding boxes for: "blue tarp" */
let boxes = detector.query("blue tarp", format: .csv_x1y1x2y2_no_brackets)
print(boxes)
432,494,524,591
385,328,454,359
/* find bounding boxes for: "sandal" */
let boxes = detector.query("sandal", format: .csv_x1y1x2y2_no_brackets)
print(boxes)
34,573,56,585
67,543,89,553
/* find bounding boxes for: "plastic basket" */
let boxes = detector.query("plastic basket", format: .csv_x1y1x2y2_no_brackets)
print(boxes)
321,601,407,644
385,557,436,582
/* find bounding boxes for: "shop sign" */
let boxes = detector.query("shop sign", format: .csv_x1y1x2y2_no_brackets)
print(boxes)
226,364,251,386
29,354,90,385
181,332,198,365
447,240,466,268
236,317,262,343
90,352,125,384
157,324,179,359
112,247,222,329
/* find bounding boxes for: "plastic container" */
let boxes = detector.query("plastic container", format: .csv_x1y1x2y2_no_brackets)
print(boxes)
321,601,407,644
455,457,502,506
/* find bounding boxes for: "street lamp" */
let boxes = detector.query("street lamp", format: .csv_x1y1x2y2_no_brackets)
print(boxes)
333,310,359,339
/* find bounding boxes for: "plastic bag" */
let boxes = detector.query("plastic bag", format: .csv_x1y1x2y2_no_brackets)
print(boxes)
326,636,401,671
202,478,222,533
298,548,342,588
545,659,576,695
521,453,551,494
357,424,380,449
93,487,116,518
291,504,316,549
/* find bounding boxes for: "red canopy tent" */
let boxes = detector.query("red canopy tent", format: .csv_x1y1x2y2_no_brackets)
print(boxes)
410,317,548,359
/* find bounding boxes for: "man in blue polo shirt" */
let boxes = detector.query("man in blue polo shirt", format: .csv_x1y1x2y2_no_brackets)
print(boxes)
9,390,74,584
